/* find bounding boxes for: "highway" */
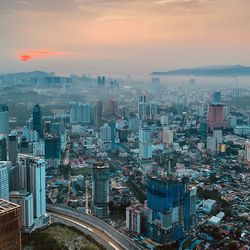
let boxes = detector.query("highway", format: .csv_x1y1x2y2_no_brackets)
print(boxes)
47,204,141,250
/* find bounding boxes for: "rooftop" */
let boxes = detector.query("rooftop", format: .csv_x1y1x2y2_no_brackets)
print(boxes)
0,199,20,215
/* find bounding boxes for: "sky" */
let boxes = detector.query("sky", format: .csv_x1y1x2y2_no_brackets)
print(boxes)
0,0,250,76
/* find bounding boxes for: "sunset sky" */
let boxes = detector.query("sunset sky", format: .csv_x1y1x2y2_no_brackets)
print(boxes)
0,0,250,76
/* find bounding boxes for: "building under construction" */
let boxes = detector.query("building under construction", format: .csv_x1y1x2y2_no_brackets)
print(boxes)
0,199,21,250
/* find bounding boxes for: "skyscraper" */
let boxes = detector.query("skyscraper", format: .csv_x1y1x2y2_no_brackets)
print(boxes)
207,104,227,131
0,199,21,250
18,154,46,219
0,135,7,161
147,176,196,243
139,126,152,159
95,101,103,126
8,135,17,166
0,104,9,135
92,162,110,219
33,104,42,138
0,161,10,200
45,135,61,167
99,124,112,151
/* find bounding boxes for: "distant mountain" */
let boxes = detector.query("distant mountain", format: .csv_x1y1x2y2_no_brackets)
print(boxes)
0,71,54,78
151,65,250,76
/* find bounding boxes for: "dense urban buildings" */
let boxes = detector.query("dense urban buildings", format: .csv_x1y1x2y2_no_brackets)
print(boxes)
0,104,9,135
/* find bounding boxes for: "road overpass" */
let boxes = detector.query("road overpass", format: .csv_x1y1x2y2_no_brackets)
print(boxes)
47,204,141,250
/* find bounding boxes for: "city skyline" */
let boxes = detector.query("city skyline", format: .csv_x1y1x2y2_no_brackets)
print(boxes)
1,0,250,76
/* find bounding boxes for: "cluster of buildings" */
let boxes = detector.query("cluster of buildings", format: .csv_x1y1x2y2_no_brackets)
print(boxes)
0,73,250,250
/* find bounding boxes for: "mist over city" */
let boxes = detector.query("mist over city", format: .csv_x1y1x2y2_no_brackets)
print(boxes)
0,1,250,250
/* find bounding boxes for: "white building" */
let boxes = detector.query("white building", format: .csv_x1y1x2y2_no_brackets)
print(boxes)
18,154,46,219
99,124,112,151
9,191,34,233
139,127,152,159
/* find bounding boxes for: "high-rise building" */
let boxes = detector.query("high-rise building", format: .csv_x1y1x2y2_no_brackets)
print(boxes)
200,121,208,142
8,135,17,166
69,102,78,123
0,104,9,135
92,162,110,219
106,99,118,117
0,134,7,161
9,191,34,233
150,102,158,120
207,136,217,154
33,104,42,138
138,102,146,121
212,91,221,104
45,135,61,167
207,104,227,131
139,127,152,159
95,101,103,126
147,176,196,243
18,154,46,219
99,124,112,151
79,103,91,123
0,162,9,200
0,199,21,250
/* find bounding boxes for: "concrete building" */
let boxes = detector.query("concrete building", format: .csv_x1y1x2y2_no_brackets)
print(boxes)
0,134,7,161
45,135,61,167
33,104,42,139
99,124,112,151
9,191,34,233
139,127,152,159
0,104,9,135
0,199,21,250
147,176,196,243
8,135,17,166
0,161,9,200
18,154,46,221
92,162,110,219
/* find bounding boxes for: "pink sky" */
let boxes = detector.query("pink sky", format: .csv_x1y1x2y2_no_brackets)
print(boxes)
1,0,250,76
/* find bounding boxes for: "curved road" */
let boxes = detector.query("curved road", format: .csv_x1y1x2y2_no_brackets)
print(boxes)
47,204,141,250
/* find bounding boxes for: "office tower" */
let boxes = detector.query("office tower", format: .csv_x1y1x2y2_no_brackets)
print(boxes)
121,107,129,120
0,104,9,135
118,129,128,143
106,99,118,117
33,104,42,138
45,135,61,167
33,141,45,156
69,102,78,123
0,162,9,200
207,104,227,131
99,124,112,151
138,102,146,120
92,162,110,219
108,119,116,144
95,101,103,126
128,116,139,132
213,91,221,104
162,128,173,145
0,199,21,250
9,191,34,233
147,176,196,243
150,102,158,120
18,154,46,219
44,120,52,134
0,134,7,161
8,135,17,166
139,127,152,159
79,103,91,123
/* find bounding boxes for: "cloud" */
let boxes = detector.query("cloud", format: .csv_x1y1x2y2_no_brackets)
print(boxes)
17,49,74,61
97,15,127,22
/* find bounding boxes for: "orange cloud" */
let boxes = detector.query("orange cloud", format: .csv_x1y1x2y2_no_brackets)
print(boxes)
18,49,72,61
